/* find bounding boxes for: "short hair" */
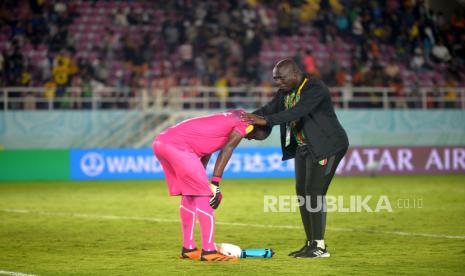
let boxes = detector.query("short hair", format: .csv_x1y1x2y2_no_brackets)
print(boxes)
252,125,272,140
275,58,302,75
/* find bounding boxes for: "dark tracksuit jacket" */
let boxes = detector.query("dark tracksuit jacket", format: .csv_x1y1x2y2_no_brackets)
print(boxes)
253,76,349,161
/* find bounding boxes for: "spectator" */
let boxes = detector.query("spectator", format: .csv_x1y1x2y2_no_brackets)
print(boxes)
302,49,317,76
214,73,228,108
80,75,93,109
444,75,458,108
422,30,434,68
410,47,425,72
432,40,452,63
54,1,67,15
408,80,422,109
43,78,56,109
141,9,151,25
352,15,364,43
336,9,349,36
179,42,193,70
277,2,292,36
385,59,400,81
113,8,128,26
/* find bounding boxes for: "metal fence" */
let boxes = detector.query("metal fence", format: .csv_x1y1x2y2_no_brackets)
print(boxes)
1,85,465,111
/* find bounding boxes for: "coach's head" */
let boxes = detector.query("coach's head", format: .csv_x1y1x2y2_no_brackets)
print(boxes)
272,58,304,93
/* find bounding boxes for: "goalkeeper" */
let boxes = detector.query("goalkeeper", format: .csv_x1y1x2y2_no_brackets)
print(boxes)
152,110,270,262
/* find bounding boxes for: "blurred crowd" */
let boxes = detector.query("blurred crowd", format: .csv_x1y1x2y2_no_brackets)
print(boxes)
306,0,464,83
0,0,464,109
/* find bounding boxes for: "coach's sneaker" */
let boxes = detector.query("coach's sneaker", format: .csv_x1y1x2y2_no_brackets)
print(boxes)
200,250,238,262
180,247,202,260
294,241,330,258
288,240,312,257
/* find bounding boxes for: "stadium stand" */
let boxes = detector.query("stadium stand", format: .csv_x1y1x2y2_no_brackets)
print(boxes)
0,0,464,109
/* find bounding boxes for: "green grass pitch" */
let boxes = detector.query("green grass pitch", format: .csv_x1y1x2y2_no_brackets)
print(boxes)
1,175,464,275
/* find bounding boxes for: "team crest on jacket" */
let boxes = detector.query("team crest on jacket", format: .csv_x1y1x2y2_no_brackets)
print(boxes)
319,159,328,166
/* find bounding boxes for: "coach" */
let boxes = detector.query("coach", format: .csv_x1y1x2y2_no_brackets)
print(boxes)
243,58,349,258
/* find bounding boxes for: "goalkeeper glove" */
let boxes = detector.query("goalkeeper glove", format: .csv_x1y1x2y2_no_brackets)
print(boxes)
209,179,222,209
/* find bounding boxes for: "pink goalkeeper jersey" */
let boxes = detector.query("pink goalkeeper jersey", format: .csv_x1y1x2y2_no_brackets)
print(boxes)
156,110,253,157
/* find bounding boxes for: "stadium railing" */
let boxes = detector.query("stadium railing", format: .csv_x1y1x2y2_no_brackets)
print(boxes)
1,86,465,110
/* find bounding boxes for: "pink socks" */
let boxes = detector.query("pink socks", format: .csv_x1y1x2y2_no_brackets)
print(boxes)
179,196,216,251
180,196,197,250
194,196,216,251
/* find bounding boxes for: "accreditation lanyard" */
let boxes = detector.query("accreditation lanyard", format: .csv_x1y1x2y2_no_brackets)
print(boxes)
284,78,308,146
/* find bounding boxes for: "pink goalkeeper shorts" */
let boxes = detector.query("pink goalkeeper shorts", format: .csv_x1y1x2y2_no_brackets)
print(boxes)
152,138,212,196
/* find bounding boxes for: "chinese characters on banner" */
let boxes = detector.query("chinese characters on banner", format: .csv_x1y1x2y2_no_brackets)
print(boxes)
71,147,465,180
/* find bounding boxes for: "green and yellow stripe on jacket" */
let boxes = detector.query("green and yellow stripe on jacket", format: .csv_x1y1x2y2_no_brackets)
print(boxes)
284,78,309,145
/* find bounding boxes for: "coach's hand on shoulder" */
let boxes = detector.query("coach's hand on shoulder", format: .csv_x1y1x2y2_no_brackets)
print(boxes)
209,182,222,209
241,113,268,126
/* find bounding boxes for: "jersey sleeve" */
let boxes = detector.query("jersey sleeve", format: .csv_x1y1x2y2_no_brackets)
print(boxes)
233,121,254,137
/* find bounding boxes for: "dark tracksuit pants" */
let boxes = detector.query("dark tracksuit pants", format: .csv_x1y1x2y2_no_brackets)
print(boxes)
294,145,348,241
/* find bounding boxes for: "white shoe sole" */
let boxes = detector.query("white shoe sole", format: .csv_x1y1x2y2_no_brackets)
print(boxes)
295,252,330,258
317,252,330,258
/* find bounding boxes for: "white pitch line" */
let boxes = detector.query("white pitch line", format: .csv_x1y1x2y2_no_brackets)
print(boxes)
2,208,465,240
0,270,37,276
